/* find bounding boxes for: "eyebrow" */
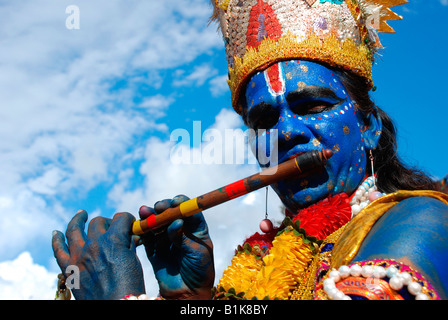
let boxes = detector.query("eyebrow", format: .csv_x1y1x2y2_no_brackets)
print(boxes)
286,85,345,104
244,85,344,126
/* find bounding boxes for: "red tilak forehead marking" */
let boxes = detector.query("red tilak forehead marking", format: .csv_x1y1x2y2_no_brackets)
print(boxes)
264,63,286,97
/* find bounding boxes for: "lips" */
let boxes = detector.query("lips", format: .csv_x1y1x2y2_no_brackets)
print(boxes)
288,151,306,160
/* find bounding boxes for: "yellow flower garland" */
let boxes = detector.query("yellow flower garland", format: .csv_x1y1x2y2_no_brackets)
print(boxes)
218,252,263,297
217,227,314,300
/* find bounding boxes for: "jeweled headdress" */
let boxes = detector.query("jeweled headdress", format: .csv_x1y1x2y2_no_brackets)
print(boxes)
210,0,408,113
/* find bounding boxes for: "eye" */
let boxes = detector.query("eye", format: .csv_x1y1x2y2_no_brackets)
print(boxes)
285,86,346,117
291,99,344,116
247,102,280,131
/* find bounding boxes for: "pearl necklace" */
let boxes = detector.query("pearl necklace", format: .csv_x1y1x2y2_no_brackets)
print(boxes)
350,176,385,218
323,263,431,300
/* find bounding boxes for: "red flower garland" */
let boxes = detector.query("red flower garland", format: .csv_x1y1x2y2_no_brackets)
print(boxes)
243,193,352,251
243,228,279,252
292,193,352,241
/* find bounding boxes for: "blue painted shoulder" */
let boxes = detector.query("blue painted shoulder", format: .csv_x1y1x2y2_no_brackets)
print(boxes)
353,196,448,299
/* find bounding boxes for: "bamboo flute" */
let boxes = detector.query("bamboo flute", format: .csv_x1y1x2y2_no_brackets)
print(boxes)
132,149,333,235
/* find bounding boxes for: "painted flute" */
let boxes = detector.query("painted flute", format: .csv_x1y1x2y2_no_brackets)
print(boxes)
132,149,333,235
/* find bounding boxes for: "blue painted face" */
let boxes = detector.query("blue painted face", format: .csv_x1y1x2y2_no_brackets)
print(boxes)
243,60,381,211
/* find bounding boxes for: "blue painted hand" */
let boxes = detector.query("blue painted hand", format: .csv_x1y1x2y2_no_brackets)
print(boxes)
52,210,145,300
139,195,215,300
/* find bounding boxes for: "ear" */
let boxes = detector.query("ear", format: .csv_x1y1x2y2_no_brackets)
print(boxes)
361,109,382,150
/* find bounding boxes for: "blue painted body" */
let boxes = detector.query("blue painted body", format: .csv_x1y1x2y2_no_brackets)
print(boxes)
243,60,448,299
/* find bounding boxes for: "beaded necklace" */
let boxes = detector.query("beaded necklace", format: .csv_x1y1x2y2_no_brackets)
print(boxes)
350,176,385,217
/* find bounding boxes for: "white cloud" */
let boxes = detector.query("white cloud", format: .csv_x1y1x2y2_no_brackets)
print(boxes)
139,94,176,110
209,74,230,97
0,252,58,300
0,0,224,298
0,0,285,299
28,167,67,196
173,63,219,87
137,94,176,121
0,0,291,298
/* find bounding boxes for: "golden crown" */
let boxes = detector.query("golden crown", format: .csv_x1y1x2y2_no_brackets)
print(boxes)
211,0,408,113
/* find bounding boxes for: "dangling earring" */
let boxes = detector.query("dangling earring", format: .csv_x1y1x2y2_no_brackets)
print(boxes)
369,149,375,186
368,149,384,202
350,149,384,217
260,187,274,233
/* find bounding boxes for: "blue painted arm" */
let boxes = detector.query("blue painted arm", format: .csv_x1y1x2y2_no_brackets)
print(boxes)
352,196,448,299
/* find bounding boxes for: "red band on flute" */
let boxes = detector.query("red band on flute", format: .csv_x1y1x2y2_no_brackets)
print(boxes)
144,214,157,232
226,179,247,199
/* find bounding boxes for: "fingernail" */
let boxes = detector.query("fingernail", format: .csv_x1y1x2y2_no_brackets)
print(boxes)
77,209,85,214
52,230,59,237
139,205,153,219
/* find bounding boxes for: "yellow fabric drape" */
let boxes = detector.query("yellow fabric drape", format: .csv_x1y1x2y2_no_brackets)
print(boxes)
331,190,448,270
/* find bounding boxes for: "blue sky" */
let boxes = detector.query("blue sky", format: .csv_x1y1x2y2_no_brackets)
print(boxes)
371,0,448,179
0,0,446,299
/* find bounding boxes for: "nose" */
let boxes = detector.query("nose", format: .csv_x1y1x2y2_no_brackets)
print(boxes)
277,107,313,151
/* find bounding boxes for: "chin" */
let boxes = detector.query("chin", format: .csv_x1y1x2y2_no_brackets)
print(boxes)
273,176,332,213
